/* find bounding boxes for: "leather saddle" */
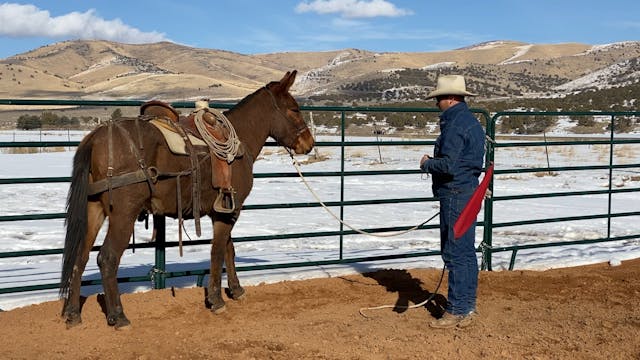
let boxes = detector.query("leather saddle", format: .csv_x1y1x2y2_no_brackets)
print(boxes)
140,100,241,214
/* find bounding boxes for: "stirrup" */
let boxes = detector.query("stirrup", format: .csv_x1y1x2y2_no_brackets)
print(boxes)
214,188,236,213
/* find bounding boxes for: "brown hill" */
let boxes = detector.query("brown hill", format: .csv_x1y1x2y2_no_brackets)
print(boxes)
1,39,639,103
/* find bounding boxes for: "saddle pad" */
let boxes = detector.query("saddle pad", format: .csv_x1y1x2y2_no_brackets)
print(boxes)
150,119,207,155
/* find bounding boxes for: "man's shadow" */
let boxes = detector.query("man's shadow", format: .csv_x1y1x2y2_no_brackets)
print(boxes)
363,269,447,318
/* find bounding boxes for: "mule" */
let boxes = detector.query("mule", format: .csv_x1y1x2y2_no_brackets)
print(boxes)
60,70,314,328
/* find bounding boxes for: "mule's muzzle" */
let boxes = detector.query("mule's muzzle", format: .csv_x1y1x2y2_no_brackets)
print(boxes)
293,131,315,154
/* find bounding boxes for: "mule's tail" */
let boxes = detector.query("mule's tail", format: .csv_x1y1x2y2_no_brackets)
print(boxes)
59,135,93,298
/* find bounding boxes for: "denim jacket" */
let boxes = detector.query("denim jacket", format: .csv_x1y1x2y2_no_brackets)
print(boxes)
421,102,485,197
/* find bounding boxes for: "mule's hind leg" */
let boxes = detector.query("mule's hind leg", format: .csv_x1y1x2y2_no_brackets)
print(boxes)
98,211,137,329
62,201,105,327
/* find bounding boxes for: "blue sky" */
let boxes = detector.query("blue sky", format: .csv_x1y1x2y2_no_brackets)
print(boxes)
0,0,639,59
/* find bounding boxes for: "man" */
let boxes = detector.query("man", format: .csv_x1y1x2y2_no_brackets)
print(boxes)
419,75,485,329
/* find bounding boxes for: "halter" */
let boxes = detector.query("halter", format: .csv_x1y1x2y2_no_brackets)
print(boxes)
263,87,309,142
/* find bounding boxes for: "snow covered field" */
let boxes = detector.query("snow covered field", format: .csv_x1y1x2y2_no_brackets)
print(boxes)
0,129,639,310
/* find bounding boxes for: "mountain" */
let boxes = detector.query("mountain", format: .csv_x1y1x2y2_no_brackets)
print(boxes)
1,39,639,107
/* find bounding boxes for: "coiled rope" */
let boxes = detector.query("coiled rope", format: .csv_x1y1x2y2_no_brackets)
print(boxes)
193,108,241,163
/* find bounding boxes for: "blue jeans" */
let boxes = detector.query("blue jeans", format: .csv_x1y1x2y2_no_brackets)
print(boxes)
438,189,479,315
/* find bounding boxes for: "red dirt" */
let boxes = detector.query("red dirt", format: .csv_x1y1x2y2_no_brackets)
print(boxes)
1,258,639,359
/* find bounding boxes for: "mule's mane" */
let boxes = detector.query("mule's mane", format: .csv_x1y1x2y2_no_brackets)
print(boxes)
225,81,278,116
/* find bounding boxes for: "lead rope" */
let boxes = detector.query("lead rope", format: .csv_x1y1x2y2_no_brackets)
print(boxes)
287,150,439,237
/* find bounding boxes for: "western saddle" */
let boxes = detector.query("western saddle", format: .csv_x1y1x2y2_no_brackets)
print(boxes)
140,100,242,215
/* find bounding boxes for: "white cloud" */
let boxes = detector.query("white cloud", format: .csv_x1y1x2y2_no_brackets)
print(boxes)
295,0,412,18
0,3,168,43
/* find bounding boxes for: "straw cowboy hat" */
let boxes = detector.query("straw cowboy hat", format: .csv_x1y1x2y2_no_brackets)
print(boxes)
426,75,477,99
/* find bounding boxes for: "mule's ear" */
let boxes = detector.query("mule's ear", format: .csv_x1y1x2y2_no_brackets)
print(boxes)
280,70,297,91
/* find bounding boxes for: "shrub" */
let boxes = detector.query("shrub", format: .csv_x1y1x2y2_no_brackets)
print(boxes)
16,115,41,130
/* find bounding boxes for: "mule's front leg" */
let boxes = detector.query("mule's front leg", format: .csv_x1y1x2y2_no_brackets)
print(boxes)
207,220,231,313
97,244,130,329
225,237,245,300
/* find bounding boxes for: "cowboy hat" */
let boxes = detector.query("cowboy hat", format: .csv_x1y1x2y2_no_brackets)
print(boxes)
426,75,477,99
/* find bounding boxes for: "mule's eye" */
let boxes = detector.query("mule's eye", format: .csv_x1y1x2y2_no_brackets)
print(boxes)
290,108,300,113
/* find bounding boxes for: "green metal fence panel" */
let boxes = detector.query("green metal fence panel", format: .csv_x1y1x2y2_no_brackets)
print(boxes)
1,100,638,298
485,110,640,270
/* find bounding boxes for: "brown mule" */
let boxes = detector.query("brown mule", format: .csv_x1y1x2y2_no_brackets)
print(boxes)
60,70,314,329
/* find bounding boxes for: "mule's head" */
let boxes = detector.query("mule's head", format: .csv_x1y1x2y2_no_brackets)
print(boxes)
265,70,315,154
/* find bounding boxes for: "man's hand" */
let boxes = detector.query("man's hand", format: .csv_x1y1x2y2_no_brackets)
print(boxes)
420,154,432,168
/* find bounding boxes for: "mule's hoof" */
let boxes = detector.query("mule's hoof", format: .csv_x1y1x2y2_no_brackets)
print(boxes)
65,318,82,329
115,323,132,331
64,312,82,329
107,314,131,329
231,287,246,301
211,304,227,314
206,294,226,312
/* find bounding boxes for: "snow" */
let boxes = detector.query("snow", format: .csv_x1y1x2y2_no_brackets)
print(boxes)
0,129,639,311
579,41,640,55
465,41,509,51
295,51,365,94
422,62,456,70
545,115,577,135
380,68,406,73
499,44,533,65
554,59,640,91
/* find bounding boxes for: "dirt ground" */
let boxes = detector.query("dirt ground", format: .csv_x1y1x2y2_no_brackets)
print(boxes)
1,259,639,360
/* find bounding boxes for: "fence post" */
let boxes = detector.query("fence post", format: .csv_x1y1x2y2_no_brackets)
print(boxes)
482,112,497,271
339,111,346,260
607,114,615,240
153,215,166,289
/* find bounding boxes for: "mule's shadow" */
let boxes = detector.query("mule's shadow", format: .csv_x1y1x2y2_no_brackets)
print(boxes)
362,269,447,317
96,294,107,318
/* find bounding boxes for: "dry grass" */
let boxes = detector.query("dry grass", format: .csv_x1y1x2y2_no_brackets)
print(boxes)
0,146,67,154
590,145,609,162
496,175,525,180
347,150,367,158
500,142,638,169
613,144,639,160
534,171,559,177
585,144,640,163
571,125,606,134
298,153,330,164
550,146,576,157
259,148,290,157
